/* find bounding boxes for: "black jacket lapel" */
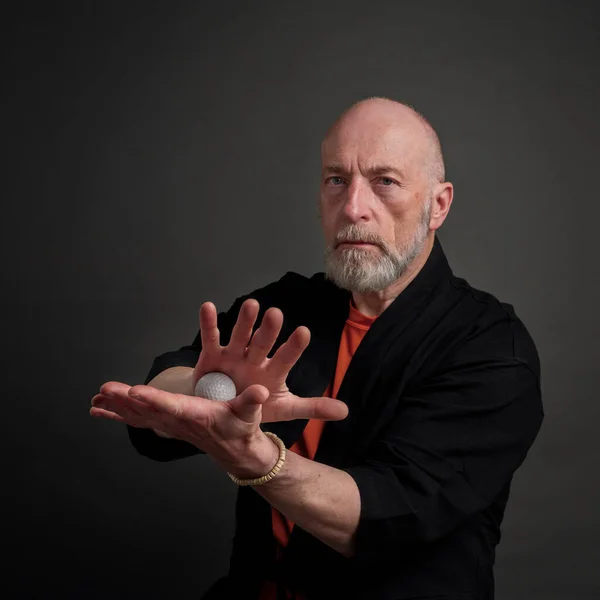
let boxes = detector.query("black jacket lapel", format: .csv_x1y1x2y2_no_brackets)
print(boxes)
313,236,454,466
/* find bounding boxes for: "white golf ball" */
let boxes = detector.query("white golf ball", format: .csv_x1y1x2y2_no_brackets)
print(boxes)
194,372,237,401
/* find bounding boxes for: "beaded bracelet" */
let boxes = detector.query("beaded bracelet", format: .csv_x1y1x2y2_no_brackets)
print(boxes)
227,432,286,486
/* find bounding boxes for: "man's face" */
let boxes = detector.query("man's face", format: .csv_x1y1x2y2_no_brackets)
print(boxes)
319,114,433,293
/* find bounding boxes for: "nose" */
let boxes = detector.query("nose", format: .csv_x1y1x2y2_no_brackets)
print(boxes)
341,179,372,223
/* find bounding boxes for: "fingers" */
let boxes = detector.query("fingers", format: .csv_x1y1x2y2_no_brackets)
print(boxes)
126,385,205,421
307,397,349,421
198,299,302,376
272,395,349,422
91,392,154,427
100,381,133,398
199,302,221,353
93,391,147,415
270,326,311,372
246,307,284,366
228,299,260,354
226,384,269,424
90,406,126,422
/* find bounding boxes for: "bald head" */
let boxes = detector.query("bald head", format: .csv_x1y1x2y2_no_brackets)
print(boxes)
322,97,445,186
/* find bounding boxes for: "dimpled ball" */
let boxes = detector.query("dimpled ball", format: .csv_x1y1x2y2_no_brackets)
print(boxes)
194,372,237,401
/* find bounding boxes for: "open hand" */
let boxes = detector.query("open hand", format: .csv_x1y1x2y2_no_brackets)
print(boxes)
90,381,279,476
194,299,348,422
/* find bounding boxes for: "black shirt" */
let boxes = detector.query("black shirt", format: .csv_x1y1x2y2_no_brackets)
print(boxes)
128,236,544,600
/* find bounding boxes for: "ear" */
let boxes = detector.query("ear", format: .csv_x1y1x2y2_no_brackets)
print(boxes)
429,182,454,231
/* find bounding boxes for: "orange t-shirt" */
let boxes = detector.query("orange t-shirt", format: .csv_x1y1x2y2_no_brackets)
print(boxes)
258,299,377,600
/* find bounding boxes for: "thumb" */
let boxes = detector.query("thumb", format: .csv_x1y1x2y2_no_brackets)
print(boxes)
227,384,269,424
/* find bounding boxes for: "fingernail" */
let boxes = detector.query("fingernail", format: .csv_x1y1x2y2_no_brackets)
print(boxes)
129,392,142,400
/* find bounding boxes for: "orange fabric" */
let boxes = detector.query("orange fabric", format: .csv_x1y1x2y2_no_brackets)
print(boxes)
259,300,377,600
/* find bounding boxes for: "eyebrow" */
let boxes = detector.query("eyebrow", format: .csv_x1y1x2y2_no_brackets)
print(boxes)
322,164,405,178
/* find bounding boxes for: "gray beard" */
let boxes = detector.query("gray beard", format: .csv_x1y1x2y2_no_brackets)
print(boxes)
323,201,432,293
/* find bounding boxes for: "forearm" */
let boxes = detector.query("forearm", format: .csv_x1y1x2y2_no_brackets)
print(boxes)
147,367,194,437
147,366,194,394
247,442,361,557
142,367,362,553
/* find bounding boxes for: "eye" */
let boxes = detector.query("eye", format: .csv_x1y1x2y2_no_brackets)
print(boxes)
325,176,345,186
376,177,396,186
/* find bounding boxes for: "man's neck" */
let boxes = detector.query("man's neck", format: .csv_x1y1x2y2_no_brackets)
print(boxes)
351,234,435,317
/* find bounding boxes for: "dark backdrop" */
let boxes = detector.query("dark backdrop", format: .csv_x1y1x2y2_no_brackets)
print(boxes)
4,1,599,598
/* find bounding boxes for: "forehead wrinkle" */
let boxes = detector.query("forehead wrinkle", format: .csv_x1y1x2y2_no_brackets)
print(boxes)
322,163,407,180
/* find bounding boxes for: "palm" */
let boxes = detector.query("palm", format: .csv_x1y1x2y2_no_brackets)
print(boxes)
193,300,347,423
194,337,290,402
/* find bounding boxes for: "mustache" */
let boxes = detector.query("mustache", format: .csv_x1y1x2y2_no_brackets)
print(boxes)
334,226,385,248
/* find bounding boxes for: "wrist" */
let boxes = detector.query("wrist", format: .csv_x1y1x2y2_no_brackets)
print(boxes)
225,431,280,479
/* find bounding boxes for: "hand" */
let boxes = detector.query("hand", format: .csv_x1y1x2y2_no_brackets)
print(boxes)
193,299,348,422
90,382,279,478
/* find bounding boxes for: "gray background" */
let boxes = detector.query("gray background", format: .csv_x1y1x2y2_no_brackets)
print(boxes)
4,1,599,598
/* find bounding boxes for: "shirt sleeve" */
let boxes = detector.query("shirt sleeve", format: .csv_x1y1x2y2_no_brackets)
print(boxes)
343,353,544,561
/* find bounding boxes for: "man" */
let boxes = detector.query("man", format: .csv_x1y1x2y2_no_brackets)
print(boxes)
91,97,543,600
